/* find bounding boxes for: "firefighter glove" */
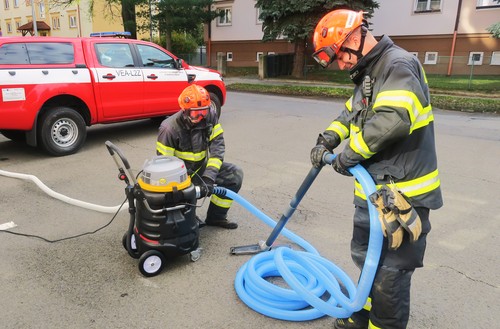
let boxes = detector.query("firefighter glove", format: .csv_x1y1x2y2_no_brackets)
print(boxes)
332,154,353,177
199,176,215,197
390,186,422,243
369,187,404,250
310,134,333,168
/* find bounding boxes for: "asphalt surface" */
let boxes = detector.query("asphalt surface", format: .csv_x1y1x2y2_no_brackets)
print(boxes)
1,86,499,329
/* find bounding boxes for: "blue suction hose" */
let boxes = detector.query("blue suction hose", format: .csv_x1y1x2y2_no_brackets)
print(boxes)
213,153,383,321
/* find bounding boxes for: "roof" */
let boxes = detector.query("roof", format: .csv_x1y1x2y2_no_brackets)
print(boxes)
17,21,51,31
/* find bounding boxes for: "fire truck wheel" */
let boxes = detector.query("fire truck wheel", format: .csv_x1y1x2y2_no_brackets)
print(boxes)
209,92,222,118
138,250,166,277
38,107,87,156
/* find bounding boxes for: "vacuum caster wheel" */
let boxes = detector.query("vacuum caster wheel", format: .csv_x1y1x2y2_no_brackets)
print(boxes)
122,233,140,259
190,248,203,262
138,250,165,277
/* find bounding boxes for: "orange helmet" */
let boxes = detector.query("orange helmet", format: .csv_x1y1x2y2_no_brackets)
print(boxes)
178,85,211,123
312,9,365,68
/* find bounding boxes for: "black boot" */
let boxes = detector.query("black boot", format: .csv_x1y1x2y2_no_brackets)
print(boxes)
333,317,368,329
205,217,238,229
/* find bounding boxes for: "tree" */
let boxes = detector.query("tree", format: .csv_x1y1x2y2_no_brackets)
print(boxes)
153,0,221,51
486,0,500,38
56,0,142,39
256,0,379,78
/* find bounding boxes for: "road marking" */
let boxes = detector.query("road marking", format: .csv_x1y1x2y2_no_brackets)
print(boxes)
0,221,17,230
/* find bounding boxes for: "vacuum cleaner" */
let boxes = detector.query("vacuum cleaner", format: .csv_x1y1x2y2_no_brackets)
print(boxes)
105,141,203,277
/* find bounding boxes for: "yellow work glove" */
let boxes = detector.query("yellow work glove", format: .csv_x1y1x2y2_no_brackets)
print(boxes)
369,188,404,250
390,186,422,243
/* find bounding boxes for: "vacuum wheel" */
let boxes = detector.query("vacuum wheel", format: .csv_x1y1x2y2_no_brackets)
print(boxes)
122,232,140,259
138,250,166,277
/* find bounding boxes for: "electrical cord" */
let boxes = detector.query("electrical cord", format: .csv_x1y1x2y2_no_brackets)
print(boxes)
0,198,127,243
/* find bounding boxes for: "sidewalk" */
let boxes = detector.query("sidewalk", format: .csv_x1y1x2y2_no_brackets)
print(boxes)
224,75,353,89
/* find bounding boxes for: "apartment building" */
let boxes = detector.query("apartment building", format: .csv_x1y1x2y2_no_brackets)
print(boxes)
0,0,124,38
208,0,500,75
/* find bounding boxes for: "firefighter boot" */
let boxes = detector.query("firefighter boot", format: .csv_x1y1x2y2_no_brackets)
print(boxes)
334,317,368,329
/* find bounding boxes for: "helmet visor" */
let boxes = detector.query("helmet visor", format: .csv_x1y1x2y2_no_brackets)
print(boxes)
186,107,209,122
312,46,338,68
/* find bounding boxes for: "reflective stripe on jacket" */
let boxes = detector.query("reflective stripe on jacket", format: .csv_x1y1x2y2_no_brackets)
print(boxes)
322,36,443,209
156,108,225,182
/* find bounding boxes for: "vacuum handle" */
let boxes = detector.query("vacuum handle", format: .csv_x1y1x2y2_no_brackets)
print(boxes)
105,141,132,170
105,140,138,185
263,152,337,249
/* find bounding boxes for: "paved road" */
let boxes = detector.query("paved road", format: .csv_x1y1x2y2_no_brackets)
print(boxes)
1,92,499,329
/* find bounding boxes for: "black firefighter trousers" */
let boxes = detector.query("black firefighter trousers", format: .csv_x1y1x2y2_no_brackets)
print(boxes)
193,162,243,221
349,206,431,329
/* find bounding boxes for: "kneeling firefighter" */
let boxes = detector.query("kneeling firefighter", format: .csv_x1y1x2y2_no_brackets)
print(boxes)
156,84,243,229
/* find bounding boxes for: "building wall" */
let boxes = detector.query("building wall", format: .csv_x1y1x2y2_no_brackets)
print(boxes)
207,0,500,75
0,0,125,38
371,0,500,75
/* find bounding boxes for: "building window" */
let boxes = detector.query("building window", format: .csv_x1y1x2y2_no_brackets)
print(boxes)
217,7,232,26
13,0,18,8
468,52,483,65
256,52,264,62
491,51,500,65
268,51,275,55
52,17,60,30
6,22,12,33
424,52,438,65
226,52,233,62
15,21,20,29
4,0,9,9
409,52,419,58
39,3,45,18
69,15,77,28
415,0,441,13
476,0,500,8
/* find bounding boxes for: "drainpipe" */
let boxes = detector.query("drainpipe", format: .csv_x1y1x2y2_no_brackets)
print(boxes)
31,0,38,36
447,0,463,76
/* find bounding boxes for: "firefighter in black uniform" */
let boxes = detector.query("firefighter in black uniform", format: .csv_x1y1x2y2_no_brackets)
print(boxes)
156,85,243,229
310,9,443,329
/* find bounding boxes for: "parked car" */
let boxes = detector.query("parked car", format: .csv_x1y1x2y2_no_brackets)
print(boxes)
0,36,226,156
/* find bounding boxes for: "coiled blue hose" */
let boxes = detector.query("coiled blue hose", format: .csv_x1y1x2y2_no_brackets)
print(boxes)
213,155,383,321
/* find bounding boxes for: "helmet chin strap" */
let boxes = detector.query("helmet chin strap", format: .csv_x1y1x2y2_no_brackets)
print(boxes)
342,25,368,61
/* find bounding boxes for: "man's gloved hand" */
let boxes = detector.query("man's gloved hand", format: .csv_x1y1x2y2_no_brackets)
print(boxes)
310,134,333,168
199,176,214,197
332,154,353,176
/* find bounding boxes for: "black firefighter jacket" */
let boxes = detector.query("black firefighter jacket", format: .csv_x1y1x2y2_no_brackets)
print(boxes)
321,35,443,210
156,108,225,183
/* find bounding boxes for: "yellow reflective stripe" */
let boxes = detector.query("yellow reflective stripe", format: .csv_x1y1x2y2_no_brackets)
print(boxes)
326,121,349,141
210,195,233,208
346,97,353,111
350,131,375,159
391,169,440,197
363,297,372,312
368,320,382,329
156,142,175,156
210,123,223,141
413,105,434,131
422,67,429,84
374,90,420,123
355,169,440,199
174,150,206,162
207,157,222,170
